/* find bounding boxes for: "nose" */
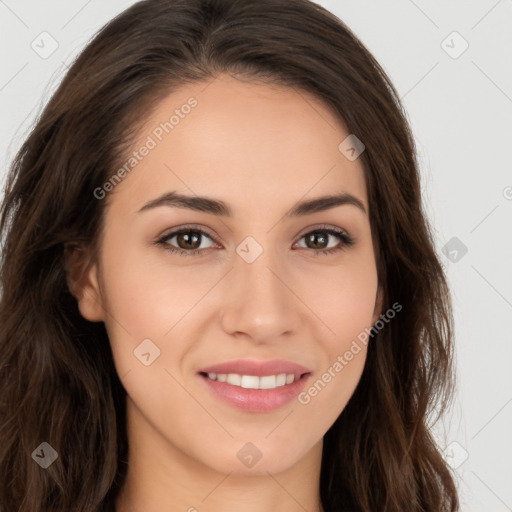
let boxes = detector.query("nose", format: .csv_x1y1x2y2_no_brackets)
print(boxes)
220,248,302,345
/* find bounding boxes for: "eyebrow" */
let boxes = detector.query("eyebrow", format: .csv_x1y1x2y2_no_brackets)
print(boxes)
137,191,367,217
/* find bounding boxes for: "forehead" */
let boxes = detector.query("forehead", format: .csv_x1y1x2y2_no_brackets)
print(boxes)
106,73,368,217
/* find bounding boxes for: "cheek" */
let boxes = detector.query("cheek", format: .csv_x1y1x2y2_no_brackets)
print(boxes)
292,255,376,418
99,236,211,331
294,250,379,340
97,233,238,383
295,341,368,448
293,264,376,425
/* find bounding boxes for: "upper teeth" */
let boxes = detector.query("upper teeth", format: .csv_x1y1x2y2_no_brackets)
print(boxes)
207,372,298,389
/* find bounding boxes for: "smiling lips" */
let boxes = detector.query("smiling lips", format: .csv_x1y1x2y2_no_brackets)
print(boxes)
197,359,312,412
204,372,299,389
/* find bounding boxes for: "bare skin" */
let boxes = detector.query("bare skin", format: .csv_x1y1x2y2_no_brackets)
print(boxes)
67,73,382,512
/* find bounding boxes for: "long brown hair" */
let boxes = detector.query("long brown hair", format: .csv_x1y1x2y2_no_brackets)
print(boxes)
0,0,459,510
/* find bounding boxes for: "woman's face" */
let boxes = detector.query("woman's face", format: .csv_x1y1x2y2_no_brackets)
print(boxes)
74,73,382,476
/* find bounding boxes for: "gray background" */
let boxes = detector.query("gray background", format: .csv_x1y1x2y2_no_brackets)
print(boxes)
1,1,511,510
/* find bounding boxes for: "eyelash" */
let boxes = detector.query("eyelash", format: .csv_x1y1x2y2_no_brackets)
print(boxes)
156,224,355,257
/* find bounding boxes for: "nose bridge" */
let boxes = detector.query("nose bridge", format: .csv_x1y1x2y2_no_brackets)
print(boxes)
242,249,283,302
220,238,299,342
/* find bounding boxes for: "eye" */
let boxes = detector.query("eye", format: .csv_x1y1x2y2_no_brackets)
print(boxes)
156,224,354,257
156,225,217,256
293,225,355,256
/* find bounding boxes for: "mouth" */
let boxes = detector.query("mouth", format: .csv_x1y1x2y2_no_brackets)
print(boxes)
198,371,309,390
196,360,312,412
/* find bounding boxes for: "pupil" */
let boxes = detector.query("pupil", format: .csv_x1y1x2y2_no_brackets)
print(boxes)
178,231,200,249
308,232,326,249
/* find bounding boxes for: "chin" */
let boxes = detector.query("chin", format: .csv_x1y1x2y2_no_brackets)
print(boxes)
198,446,301,476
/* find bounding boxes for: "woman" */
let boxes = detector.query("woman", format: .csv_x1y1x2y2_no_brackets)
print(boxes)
0,0,459,510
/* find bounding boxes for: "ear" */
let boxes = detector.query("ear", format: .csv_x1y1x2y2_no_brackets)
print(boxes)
371,284,383,326
64,243,105,322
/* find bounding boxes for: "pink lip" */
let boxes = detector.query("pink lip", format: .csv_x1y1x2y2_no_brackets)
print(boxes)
198,359,311,378
197,359,312,413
